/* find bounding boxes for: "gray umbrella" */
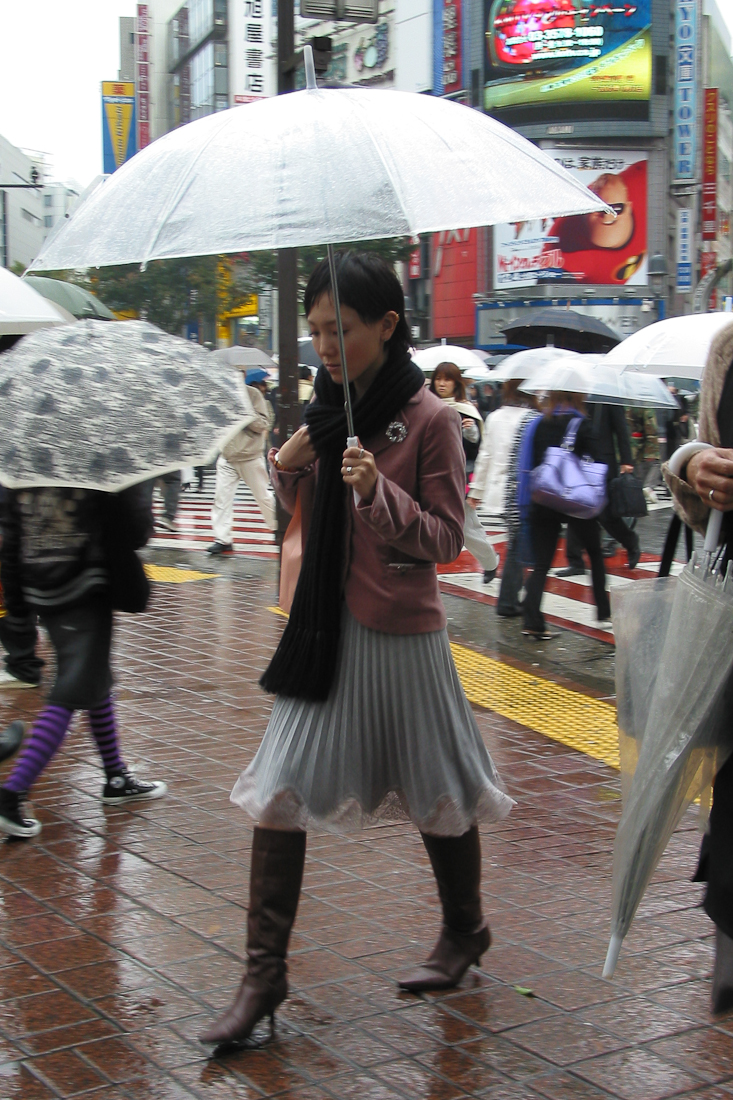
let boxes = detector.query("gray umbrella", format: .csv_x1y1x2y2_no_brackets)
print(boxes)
0,319,255,491
24,276,116,321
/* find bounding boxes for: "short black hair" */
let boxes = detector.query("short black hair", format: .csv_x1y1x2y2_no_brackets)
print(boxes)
304,250,411,360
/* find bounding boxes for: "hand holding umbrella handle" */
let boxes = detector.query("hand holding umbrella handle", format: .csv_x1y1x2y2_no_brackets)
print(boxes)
667,442,724,552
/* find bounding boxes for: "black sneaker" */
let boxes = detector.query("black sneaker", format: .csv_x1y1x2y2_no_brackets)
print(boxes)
483,568,497,584
0,788,41,838
207,542,234,556
102,770,167,805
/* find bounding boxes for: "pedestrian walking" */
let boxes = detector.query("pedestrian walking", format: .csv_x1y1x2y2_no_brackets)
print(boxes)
663,321,733,1013
467,379,538,617
429,362,499,583
200,251,513,1048
0,485,167,838
627,407,661,504
521,391,611,640
208,368,277,555
559,402,641,575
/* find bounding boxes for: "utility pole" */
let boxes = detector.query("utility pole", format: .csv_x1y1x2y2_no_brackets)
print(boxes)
276,0,300,541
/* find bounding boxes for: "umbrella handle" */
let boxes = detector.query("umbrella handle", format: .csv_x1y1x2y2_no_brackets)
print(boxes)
602,933,623,979
327,244,356,439
705,508,723,554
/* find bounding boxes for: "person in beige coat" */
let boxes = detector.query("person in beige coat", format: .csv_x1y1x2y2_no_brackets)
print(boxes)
208,369,277,554
663,319,733,1015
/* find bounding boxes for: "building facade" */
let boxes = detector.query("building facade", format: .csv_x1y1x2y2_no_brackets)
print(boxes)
0,135,45,271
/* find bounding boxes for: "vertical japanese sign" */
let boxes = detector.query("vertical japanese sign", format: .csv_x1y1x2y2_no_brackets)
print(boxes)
676,207,692,291
136,4,151,149
433,0,462,96
673,0,697,181
702,88,718,241
101,82,137,174
232,0,272,103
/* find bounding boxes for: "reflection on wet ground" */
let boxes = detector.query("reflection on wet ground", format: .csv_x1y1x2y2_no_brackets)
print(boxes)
0,555,730,1099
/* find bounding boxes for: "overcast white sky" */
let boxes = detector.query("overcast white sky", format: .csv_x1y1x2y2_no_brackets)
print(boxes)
2,1,733,189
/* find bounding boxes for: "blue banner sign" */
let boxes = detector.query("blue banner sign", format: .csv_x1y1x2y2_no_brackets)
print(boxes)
673,0,697,181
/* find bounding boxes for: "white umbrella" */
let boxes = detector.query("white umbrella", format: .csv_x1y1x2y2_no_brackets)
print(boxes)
0,267,70,336
462,365,494,382
520,355,680,409
212,346,277,370
605,314,733,379
30,78,607,273
412,345,490,374
491,347,581,382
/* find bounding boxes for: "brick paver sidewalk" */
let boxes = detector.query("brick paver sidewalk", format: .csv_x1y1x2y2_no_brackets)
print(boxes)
0,567,731,1099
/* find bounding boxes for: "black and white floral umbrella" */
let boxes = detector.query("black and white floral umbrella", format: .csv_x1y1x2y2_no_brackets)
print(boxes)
0,319,255,491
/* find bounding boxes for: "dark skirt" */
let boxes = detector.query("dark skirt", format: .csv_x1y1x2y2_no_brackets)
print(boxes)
42,599,113,711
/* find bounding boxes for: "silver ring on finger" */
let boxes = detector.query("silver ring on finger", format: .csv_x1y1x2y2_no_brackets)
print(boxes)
347,466,352,475
359,448,365,458
709,488,715,501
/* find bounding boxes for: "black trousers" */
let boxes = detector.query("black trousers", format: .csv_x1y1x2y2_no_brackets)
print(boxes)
566,506,638,568
700,753,733,939
0,612,44,685
524,507,610,633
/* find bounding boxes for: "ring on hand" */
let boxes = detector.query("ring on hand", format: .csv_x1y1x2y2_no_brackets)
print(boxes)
359,448,365,458
709,488,715,501
346,466,352,475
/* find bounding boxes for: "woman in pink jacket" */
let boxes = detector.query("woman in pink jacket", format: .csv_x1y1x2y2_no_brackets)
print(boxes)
201,252,513,1048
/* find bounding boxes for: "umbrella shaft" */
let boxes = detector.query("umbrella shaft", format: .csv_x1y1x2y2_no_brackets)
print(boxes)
327,243,355,439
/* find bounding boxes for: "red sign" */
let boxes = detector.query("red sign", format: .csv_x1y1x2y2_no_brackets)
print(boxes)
702,88,718,241
442,0,461,95
408,248,421,279
432,228,477,342
137,4,151,150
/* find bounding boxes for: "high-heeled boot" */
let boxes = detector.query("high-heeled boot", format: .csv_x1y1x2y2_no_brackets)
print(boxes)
200,827,306,1046
712,926,733,1015
398,825,491,992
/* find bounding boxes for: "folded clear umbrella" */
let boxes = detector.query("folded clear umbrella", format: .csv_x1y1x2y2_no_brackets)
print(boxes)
603,499,733,978
0,319,255,491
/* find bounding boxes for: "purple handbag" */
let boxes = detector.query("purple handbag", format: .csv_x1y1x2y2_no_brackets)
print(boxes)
530,417,608,519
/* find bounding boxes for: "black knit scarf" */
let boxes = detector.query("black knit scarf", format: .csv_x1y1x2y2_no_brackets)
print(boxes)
260,346,424,701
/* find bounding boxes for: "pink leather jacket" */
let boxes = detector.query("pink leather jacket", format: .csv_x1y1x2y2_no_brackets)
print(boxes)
269,386,466,634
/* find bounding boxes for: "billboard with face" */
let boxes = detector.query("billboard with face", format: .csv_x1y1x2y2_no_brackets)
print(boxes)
493,148,648,288
484,0,652,124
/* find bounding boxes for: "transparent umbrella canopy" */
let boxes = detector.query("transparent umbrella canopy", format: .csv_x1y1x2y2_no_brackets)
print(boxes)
605,314,733,379
519,355,680,409
412,345,489,374
29,48,608,439
491,347,580,382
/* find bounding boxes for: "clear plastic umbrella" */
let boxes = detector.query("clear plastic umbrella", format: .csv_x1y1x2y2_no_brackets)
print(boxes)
29,48,606,442
491,347,581,382
603,501,733,978
412,345,490,374
0,319,255,491
605,314,733,379
520,355,680,409
211,347,277,371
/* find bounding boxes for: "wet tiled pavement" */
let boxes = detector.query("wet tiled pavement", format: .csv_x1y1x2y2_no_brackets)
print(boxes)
0,553,731,1099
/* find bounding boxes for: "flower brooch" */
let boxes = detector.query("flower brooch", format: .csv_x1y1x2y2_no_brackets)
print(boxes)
385,421,408,444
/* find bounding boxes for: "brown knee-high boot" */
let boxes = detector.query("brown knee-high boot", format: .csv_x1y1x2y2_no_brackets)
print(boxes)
200,826,306,1046
398,825,491,992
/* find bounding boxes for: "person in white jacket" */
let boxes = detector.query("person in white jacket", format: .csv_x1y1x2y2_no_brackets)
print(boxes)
468,380,538,616
208,368,277,554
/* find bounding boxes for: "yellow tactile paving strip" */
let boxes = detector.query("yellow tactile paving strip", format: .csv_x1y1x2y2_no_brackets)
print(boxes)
266,606,620,770
144,564,218,584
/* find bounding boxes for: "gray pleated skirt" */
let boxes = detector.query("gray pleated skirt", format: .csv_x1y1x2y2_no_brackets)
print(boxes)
231,607,514,835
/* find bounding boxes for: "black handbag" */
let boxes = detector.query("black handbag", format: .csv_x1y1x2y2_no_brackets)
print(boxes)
98,495,151,614
608,472,648,519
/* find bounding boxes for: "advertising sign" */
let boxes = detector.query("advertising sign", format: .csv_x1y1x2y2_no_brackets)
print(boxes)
484,0,651,123
230,0,276,101
702,88,718,240
136,4,150,149
434,0,462,96
676,207,692,291
673,0,697,180
101,81,137,174
494,148,647,289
